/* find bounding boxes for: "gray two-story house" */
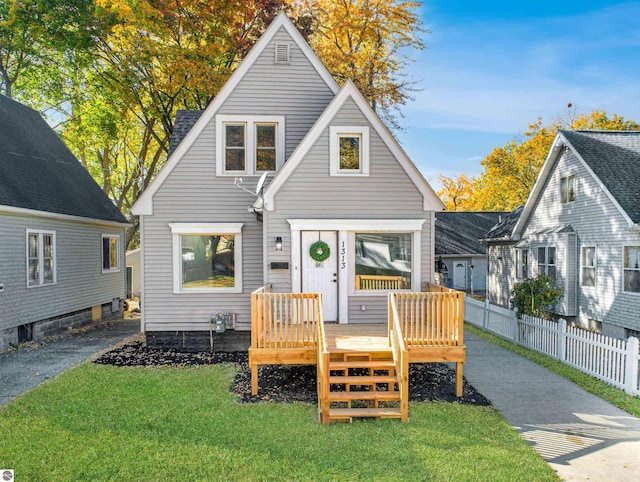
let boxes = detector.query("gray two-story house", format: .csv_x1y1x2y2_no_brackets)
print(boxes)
132,12,444,350
0,94,129,351
487,130,640,338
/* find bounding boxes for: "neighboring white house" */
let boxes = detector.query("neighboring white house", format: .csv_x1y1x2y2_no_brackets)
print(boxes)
486,130,640,339
435,211,505,292
126,248,141,298
0,94,129,351
132,12,444,350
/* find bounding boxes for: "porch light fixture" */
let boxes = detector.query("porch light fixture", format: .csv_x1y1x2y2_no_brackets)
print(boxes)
275,236,283,251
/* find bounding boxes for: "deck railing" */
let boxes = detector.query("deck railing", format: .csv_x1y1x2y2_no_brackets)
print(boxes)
392,290,464,347
316,300,330,423
251,286,319,349
388,294,409,421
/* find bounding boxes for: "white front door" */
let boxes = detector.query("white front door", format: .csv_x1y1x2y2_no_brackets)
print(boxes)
453,261,467,290
302,231,338,321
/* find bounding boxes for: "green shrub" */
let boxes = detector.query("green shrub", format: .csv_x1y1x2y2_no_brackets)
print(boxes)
512,276,563,318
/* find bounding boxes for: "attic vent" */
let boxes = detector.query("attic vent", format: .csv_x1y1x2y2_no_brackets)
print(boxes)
274,43,290,64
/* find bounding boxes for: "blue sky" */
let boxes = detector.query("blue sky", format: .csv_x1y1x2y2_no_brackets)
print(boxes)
398,1,640,188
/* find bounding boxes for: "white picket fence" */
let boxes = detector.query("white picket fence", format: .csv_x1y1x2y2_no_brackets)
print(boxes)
465,297,640,396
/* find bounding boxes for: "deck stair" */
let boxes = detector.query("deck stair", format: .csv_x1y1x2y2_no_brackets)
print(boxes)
326,350,402,422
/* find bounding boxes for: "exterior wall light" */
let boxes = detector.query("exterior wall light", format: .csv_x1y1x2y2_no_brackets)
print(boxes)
275,236,283,251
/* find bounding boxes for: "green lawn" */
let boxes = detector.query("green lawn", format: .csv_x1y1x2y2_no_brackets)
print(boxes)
466,324,640,418
0,363,558,481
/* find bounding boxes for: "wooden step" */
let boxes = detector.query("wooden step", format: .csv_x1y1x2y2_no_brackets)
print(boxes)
329,407,403,420
329,360,395,370
329,375,397,384
329,391,400,402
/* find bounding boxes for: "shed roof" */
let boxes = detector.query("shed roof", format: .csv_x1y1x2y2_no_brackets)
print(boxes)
435,211,506,255
0,94,127,224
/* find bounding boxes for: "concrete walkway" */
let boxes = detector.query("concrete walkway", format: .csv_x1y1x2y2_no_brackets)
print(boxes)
464,332,640,481
0,318,140,406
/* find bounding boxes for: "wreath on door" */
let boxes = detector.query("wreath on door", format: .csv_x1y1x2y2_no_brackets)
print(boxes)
309,240,331,262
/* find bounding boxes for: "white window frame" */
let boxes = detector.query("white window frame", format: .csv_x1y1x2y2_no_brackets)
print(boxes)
216,115,285,176
581,246,596,288
330,126,370,176
102,234,121,273
537,246,557,280
26,229,57,288
516,248,528,280
623,245,640,294
169,223,243,294
560,174,576,204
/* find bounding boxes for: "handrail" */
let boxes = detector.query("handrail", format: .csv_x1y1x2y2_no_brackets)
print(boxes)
251,287,319,349
388,293,409,422
315,296,330,423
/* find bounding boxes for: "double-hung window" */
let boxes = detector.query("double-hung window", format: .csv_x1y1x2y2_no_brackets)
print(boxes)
581,246,596,287
516,249,528,279
623,246,640,293
330,126,370,176
537,246,556,281
169,223,243,293
102,235,120,272
216,116,284,175
27,230,56,287
560,175,575,203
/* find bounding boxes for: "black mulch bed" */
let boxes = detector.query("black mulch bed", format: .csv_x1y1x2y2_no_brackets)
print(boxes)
94,341,491,406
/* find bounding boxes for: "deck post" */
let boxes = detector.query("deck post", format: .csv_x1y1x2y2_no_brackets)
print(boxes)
455,362,463,397
251,364,259,395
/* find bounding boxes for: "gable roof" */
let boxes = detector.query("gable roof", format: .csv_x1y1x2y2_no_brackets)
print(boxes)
514,130,640,234
0,94,127,225
435,212,506,255
132,11,339,216
263,80,444,211
483,206,523,242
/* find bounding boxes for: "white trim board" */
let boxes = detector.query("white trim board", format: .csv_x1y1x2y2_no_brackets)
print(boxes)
263,80,444,212
132,12,339,216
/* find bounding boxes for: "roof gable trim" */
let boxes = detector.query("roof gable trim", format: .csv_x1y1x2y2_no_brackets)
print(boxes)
132,12,339,216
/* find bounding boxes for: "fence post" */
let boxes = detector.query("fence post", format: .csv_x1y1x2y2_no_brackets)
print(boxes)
483,299,489,329
625,337,639,395
557,318,566,361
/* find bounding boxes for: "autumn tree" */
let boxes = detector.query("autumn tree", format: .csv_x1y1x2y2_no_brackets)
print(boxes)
439,110,640,212
437,173,474,211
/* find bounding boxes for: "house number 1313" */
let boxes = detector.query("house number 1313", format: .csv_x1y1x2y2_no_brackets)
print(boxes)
340,241,346,269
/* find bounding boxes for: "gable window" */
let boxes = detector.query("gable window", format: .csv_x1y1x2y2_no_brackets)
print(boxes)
224,124,246,171
27,230,56,287
216,115,285,176
537,246,556,281
330,126,370,176
256,124,277,171
102,235,120,272
516,249,528,279
169,223,243,293
560,175,575,203
581,246,596,287
355,233,411,290
623,246,640,293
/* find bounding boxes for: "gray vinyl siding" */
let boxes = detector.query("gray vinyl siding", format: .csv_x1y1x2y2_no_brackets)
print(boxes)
520,148,640,333
0,212,125,331
440,255,489,291
141,25,335,332
217,27,335,159
487,243,516,308
266,98,434,324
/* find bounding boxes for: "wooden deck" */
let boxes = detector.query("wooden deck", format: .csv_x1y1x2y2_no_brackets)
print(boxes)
249,284,466,424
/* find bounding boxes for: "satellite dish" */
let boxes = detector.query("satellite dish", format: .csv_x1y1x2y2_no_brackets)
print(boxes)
255,172,269,195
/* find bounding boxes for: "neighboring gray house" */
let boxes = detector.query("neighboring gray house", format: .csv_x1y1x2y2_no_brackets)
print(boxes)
0,94,129,351
132,12,444,350
483,206,523,308
487,130,640,338
435,211,505,292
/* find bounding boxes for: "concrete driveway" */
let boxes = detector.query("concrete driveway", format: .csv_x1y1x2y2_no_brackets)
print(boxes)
0,317,140,406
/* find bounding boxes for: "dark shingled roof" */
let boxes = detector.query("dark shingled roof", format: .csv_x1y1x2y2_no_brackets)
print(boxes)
435,212,507,255
0,95,127,223
168,110,204,158
483,206,523,241
561,130,640,224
